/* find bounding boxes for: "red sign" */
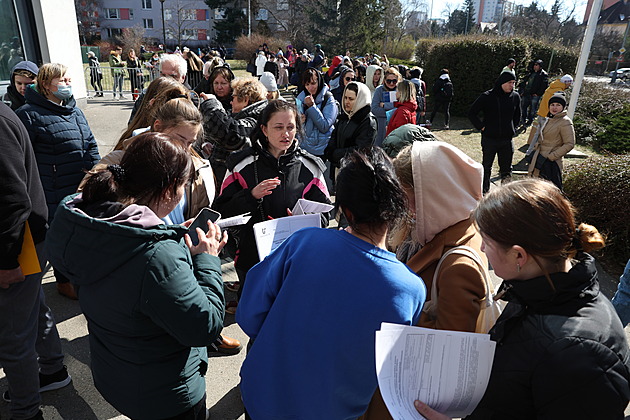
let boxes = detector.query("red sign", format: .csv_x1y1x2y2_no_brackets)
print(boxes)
617,55,625,62
595,60,603,64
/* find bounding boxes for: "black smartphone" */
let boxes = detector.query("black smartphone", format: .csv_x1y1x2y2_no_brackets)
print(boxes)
188,208,221,246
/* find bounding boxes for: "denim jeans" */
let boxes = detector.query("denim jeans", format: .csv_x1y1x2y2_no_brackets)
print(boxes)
612,259,630,326
481,135,514,193
521,94,541,124
113,74,124,95
0,243,65,419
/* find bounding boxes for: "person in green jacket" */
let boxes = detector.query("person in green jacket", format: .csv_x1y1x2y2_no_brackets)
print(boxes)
47,132,226,420
109,46,126,100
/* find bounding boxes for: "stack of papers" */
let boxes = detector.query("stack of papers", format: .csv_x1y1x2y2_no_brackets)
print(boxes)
216,213,251,229
375,323,495,419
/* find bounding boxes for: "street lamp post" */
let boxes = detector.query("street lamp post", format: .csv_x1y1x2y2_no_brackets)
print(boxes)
160,0,166,50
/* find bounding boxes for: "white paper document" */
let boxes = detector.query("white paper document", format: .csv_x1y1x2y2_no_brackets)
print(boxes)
375,323,495,420
216,213,251,229
291,199,334,216
253,214,321,261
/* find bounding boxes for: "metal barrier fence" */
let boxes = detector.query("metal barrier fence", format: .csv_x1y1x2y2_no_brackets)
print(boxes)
84,65,160,98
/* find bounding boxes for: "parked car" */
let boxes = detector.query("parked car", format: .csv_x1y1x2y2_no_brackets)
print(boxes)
609,68,630,79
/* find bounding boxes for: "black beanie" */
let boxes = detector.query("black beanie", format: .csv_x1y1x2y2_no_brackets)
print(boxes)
496,71,516,87
548,92,566,108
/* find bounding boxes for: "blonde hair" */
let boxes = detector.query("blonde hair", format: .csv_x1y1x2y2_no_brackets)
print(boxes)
389,145,415,249
396,80,416,103
232,77,267,104
267,90,280,100
382,67,402,86
151,98,203,141
36,63,67,98
116,77,189,149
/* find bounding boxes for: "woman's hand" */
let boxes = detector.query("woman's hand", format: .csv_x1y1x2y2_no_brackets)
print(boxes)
304,95,315,108
184,221,228,257
199,92,215,101
251,177,281,200
380,102,385,108
413,400,451,420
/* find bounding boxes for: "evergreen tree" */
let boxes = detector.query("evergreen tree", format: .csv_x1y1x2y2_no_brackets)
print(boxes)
205,0,247,44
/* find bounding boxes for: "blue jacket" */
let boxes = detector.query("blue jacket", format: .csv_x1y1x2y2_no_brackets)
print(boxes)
371,85,396,146
238,228,425,419
16,86,100,221
47,195,225,419
297,84,338,156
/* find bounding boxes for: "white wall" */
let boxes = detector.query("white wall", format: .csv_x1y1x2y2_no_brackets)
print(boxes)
32,0,88,105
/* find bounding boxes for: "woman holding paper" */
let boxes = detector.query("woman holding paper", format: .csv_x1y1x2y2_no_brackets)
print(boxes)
371,67,402,146
46,132,226,420
360,141,488,420
236,147,426,419
214,99,330,303
415,179,630,419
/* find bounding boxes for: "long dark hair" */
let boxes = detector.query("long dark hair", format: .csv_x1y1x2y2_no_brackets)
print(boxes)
336,147,407,229
82,132,193,208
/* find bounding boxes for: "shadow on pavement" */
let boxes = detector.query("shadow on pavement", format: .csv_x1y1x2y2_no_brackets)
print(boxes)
209,385,244,420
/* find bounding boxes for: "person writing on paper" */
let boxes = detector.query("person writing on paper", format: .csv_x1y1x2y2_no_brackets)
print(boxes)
237,147,426,419
414,178,630,420
46,132,227,420
360,141,488,420
214,100,330,308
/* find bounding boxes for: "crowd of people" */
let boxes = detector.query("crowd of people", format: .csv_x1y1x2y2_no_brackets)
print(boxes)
1,43,629,420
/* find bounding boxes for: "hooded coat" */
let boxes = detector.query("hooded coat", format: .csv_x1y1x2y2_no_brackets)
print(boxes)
15,85,101,221
385,99,417,137
365,65,383,97
296,71,339,156
330,67,355,104
325,82,377,167
468,73,521,140
360,142,489,420
47,195,225,419
527,109,574,177
537,79,568,118
3,61,39,110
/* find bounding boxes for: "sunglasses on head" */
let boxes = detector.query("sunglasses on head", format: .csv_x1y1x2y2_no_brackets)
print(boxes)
385,79,397,84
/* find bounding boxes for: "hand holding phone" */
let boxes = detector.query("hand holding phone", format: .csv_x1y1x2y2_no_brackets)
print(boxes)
186,208,221,246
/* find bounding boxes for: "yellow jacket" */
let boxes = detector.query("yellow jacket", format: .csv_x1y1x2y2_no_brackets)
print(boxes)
537,79,568,118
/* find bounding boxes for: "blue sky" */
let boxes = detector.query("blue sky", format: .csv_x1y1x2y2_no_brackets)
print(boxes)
429,0,589,23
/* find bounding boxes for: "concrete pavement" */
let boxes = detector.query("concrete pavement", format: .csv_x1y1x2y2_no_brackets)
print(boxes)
1,96,628,419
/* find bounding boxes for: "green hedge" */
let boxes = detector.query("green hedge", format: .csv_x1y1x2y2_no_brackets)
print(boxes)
564,154,630,266
574,81,630,153
415,36,579,116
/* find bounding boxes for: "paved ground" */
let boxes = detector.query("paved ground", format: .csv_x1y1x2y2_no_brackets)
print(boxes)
1,96,627,419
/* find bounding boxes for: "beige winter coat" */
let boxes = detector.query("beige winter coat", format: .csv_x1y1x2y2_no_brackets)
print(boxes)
528,110,575,177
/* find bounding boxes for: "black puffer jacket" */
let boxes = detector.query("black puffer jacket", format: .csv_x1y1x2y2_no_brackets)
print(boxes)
16,86,100,221
214,140,330,273
468,81,521,140
467,253,630,420
325,104,377,167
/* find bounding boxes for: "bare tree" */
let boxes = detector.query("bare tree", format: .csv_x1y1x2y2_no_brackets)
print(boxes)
165,0,199,48
75,0,103,44
118,25,149,54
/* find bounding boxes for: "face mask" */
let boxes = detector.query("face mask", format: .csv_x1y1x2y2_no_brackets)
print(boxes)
53,84,73,100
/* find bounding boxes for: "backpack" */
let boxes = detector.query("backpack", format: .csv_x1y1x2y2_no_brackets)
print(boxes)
434,78,453,101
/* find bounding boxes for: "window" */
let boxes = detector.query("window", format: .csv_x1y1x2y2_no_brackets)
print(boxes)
256,8,268,20
182,9,196,20
142,0,152,9
182,29,196,39
107,28,123,38
143,18,153,28
277,0,288,11
105,8,119,19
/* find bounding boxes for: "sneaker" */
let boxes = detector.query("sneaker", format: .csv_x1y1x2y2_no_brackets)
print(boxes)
3,366,71,402
207,335,242,355
444,125,449,129
119,95,127,99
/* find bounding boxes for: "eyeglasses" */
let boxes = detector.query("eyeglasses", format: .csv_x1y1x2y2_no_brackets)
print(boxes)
385,79,397,84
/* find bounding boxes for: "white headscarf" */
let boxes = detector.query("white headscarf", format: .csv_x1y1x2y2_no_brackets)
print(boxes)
343,82,372,119
411,141,482,245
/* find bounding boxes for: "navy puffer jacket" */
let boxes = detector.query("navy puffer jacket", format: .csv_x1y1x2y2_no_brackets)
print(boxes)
16,86,100,221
